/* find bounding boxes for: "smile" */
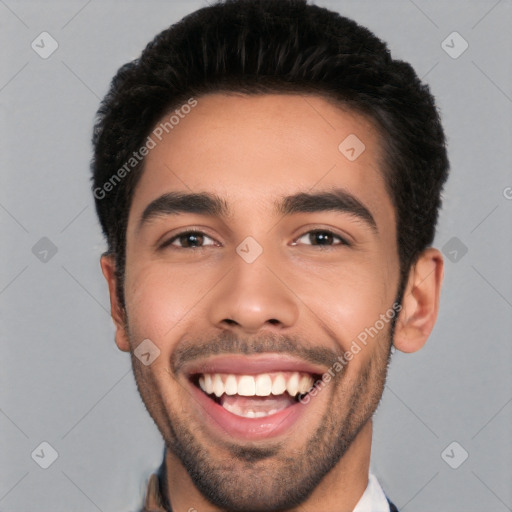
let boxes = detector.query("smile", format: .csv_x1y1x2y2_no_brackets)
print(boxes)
184,354,326,440
197,372,315,418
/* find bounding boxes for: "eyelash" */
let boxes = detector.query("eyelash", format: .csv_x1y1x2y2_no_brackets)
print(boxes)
160,229,351,250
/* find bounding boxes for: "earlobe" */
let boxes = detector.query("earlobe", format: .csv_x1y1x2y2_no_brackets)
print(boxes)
393,248,444,353
100,254,131,352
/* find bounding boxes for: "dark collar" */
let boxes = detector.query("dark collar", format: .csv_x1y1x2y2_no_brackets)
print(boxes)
388,498,399,512
141,453,171,512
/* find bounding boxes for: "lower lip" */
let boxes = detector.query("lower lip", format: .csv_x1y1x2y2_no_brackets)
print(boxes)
188,379,313,440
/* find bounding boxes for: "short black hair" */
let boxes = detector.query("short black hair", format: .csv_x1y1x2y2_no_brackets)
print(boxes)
91,0,449,307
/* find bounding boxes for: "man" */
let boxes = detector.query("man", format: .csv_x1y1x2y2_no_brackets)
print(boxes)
91,0,448,510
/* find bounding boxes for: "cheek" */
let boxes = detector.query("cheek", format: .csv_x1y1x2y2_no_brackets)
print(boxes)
123,261,214,346
297,259,396,351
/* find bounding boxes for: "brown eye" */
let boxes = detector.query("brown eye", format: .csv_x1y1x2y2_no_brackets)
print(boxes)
163,231,216,249
294,230,350,247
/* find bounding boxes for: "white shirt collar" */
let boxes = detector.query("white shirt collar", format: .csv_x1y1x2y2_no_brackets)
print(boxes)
352,473,390,512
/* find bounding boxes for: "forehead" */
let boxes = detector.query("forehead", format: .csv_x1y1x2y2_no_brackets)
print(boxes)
129,93,394,230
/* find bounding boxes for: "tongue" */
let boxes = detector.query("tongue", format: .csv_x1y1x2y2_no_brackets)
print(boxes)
219,394,295,417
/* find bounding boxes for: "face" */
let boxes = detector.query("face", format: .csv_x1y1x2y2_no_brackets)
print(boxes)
113,94,403,511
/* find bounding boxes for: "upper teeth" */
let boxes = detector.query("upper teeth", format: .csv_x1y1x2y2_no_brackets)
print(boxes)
198,372,314,397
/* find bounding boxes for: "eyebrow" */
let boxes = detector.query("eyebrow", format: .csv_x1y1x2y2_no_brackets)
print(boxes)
275,189,377,232
138,192,230,231
138,188,377,233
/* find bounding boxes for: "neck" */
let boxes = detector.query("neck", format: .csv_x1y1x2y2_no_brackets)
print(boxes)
164,420,372,512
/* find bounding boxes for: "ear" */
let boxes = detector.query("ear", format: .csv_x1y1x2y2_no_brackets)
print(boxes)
393,248,444,353
100,254,131,352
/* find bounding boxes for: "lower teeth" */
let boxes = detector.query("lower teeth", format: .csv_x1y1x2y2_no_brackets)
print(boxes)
221,401,280,418
217,393,296,418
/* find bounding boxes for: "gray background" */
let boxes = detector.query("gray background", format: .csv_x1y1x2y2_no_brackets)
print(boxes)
1,0,511,511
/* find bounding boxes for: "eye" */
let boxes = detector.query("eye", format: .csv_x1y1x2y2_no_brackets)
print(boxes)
162,230,218,249
292,229,350,247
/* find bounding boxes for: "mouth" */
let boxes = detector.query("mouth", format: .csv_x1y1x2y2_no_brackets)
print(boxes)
193,371,316,418
183,355,325,440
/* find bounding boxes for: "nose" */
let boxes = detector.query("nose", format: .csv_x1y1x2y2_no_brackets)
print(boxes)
207,248,300,334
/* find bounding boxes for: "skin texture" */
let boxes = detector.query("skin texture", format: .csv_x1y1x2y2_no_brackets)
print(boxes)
101,94,444,512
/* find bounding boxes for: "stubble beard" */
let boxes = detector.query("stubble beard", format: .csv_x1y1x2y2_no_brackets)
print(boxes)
129,327,394,512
